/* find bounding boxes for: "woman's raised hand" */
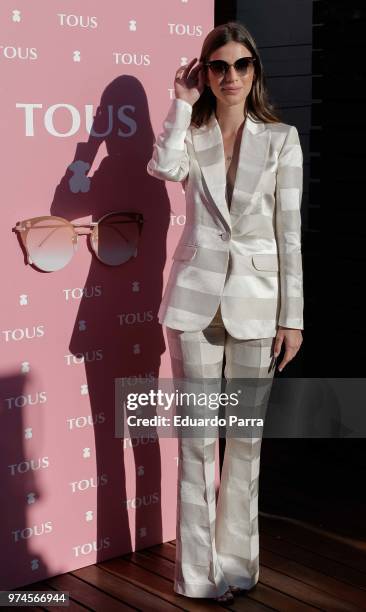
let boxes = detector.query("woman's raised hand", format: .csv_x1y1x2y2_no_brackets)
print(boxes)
174,58,205,106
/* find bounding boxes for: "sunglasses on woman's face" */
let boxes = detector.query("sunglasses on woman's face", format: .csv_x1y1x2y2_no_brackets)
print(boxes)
205,56,256,77
12,211,144,272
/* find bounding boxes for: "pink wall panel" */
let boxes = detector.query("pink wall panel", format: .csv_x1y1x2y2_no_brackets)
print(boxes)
0,0,215,589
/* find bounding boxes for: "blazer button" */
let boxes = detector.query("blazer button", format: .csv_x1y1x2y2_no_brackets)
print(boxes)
220,231,230,241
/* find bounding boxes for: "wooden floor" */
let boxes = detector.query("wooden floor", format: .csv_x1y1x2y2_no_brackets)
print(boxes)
17,514,366,611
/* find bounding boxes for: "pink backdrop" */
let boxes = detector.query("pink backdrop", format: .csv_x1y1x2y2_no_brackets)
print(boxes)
0,0,215,589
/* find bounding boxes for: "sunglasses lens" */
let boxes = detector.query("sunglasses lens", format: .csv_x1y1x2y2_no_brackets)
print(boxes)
209,61,226,75
25,218,74,272
208,58,254,76
235,58,251,75
91,213,140,266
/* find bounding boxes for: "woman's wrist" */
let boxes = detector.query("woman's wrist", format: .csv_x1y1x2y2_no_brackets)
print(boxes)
175,96,193,108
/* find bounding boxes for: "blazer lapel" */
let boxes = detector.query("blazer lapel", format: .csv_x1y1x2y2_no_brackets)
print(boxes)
192,111,270,231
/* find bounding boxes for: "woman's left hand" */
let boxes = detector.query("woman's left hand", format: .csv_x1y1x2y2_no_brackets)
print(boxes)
274,327,303,372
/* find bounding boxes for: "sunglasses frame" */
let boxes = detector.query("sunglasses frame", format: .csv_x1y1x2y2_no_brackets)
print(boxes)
205,56,256,76
12,211,144,271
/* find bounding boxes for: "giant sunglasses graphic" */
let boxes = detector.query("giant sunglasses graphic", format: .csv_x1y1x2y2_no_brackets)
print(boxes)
12,211,144,272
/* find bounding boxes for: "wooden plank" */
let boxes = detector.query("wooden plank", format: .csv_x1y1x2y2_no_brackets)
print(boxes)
259,565,357,612
71,564,179,611
98,556,224,611
261,531,366,592
131,550,286,610
260,514,366,573
235,582,321,612
260,548,363,611
165,543,320,611
44,572,133,611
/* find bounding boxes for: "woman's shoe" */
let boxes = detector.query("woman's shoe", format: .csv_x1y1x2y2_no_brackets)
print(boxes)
229,585,247,595
215,588,234,603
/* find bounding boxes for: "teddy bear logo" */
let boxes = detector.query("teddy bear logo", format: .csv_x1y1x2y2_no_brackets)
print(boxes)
31,559,40,571
80,384,88,395
12,10,21,22
27,492,36,505
67,160,91,193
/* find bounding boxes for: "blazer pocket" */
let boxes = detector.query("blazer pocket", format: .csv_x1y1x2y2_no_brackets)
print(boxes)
252,253,279,271
172,244,198,261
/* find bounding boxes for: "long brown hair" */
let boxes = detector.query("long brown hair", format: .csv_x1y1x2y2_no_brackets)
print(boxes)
191,21,282,128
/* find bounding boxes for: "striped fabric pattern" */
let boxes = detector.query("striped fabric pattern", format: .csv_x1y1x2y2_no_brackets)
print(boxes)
147,98,304,339
166,305,276,597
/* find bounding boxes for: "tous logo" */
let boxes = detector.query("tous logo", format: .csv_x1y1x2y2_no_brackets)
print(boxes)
0,46,37,60
85,510,94,522
170,214,186,225
113,53,150,66
70,475,108,493
12,522,53,542
15,104,137,137
63,286,102,300
6,391,47,410
57,14,98,29
68,160,90,192
117,311,154,325
73,538,110,557
118,373,156,387
65,350,103,366
123,492,159,509
123,435,157,449
67,412,106,430
12,10,21,22
8,457,50,476
27,493,36,505
168,23,203,36
2,326,45,342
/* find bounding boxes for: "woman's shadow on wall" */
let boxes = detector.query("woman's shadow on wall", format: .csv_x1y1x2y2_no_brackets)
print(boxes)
51,75,171,560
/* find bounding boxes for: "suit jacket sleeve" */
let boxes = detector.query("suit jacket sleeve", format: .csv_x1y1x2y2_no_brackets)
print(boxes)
275,125,304,330
146,98,192,182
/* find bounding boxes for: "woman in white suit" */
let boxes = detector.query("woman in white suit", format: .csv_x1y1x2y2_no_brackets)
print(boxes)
147,21,303,603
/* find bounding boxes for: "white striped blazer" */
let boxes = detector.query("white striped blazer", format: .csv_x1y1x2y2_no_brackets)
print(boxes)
147,97,304,339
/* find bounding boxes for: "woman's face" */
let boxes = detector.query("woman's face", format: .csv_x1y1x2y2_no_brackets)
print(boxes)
205,41,256,110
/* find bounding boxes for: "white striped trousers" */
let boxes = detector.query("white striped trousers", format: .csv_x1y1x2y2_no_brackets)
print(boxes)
166,304,276,598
